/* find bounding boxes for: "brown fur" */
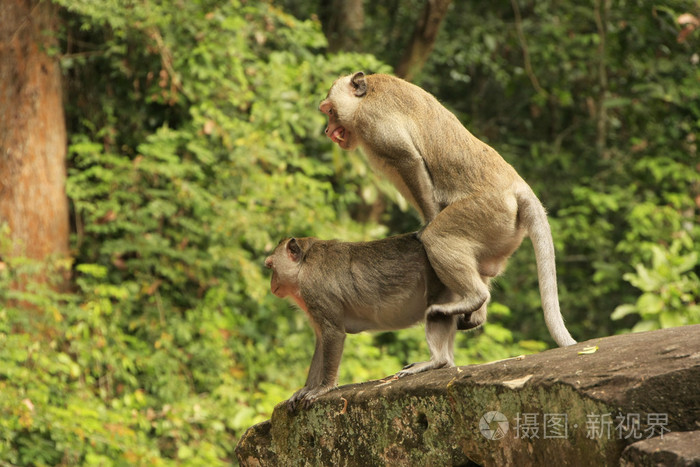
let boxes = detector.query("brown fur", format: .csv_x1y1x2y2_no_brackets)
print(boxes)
265,233,458,410
320,72,576,348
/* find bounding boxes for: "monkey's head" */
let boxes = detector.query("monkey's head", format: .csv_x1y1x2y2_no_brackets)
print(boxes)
264,237,310,299
319,71,367,151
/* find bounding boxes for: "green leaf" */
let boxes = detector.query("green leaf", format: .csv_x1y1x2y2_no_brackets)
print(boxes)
483,324,513,343
659,311,685,329
611,304,637,321
76,263,108,279
636,293,664,315
632,320,659,333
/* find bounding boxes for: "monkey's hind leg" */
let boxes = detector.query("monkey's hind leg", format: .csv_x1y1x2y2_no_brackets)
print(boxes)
423,263,490,324
397,313,456,377
420,208,495,321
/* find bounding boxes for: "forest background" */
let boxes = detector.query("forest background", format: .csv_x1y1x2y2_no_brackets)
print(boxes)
0,0,698,464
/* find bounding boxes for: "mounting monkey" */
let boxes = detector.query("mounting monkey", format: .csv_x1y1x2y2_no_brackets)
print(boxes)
265,234,455,410
320,72,576,348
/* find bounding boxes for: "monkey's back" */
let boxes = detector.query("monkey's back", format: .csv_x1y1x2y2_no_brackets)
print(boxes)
298,233,444,333
356,74,521,204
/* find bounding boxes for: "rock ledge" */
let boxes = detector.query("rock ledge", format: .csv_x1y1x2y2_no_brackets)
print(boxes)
236,325,700,466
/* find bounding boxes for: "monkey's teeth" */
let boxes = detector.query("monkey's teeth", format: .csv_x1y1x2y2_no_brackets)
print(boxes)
331,127,346,143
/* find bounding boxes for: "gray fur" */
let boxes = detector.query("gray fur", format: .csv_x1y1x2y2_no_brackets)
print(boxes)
265,233,458,410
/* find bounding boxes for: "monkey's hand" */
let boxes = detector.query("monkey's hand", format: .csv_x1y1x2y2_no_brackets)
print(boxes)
287,387,310,412
287,385,335,412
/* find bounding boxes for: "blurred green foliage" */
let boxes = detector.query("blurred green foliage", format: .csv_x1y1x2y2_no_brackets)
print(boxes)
0,0,698,464
612,235,700,331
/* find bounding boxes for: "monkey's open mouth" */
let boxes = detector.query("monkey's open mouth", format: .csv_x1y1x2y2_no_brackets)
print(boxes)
330,126,346,143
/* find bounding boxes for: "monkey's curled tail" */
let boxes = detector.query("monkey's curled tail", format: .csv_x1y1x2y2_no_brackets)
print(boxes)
516,187,577,347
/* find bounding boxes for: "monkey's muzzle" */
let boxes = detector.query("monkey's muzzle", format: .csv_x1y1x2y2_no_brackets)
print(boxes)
329,127,345,142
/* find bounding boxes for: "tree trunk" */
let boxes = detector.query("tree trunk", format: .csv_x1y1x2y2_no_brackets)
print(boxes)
320,0,365,53
593,0,610,159
395,0,452,81
0,0,69,262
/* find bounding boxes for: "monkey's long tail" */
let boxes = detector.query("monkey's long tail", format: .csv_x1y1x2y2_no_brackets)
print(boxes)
516,187,577,347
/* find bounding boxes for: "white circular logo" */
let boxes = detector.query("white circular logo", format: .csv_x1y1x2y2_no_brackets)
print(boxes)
479,411,509,440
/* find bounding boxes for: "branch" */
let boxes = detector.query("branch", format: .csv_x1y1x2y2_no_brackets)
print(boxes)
395,0,452,81
594,0,610,159
510,0,547,97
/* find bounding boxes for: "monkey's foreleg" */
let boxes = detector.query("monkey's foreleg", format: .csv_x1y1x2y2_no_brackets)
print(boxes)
397,313,456,377
288,327,346,411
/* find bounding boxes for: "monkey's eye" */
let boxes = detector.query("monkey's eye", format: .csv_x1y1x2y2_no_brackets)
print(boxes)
328,108,334,116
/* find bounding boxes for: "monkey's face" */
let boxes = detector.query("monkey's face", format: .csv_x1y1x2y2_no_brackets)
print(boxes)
265,238,303,299
320,99,354,149
319,72,366,151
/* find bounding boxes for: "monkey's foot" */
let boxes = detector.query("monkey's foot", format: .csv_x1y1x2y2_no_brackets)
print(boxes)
429,301,487,330
428,299,484,318
456,312,486,330
287,385,335,412
396,360,454,377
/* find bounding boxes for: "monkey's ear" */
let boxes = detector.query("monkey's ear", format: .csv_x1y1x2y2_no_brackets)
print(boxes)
287,238,303,262
350,71,367,97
